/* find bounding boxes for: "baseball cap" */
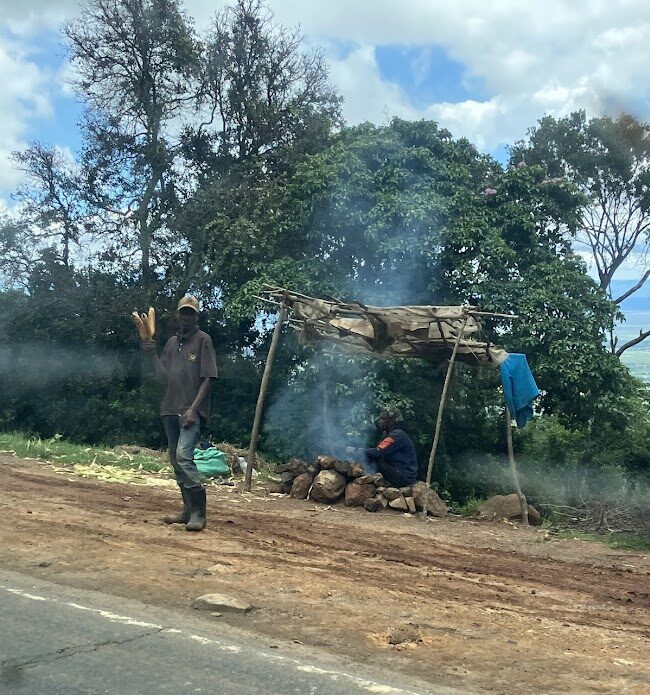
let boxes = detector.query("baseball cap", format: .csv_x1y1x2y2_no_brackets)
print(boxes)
177,295,200,313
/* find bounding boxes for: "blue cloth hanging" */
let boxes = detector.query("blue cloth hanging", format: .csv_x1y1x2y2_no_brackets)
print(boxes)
499,353,540,428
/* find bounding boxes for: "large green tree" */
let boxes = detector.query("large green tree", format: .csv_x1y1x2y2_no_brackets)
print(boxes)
511,111,650,355
225,120,627,464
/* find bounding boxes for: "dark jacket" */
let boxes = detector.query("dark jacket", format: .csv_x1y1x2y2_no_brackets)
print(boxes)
366,428,418,484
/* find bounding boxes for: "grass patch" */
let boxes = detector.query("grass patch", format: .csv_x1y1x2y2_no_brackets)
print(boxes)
0,431,166,472
553,530,650,551
454,497,485,517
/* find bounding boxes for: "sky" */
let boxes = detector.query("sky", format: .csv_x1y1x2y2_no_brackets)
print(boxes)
1,0,650,289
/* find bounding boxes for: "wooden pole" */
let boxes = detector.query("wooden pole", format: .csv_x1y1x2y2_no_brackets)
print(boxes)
322,368,333,457
244,303,287,492
505,406,528,525
421,317,468,518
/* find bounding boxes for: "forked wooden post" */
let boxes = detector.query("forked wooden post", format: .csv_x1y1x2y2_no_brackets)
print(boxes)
244,302,288,492
505,406,528,525
421,316,468,519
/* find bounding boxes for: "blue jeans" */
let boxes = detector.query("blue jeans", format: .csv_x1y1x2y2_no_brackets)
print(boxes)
162,415,202,489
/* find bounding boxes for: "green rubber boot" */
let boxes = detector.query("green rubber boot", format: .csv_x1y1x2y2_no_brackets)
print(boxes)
164,486,190,524
185,487,206,532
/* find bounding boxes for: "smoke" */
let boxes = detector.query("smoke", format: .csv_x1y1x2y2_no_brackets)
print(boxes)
263,164,449,461
0,343,124,386
450,449,650,510
264,348,377,461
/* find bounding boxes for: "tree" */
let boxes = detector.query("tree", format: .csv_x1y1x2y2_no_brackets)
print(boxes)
0,215,32,290
64,0,200,293
11,143,87,268
173,0,342,295
511,112,650,355
0,144,89,290
198,0,341,167
231,119,626,431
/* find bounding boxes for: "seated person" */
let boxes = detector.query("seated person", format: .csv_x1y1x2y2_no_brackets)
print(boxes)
366,409,418,488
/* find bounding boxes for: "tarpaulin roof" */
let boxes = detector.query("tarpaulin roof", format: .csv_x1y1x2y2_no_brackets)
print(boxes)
262,289,509,367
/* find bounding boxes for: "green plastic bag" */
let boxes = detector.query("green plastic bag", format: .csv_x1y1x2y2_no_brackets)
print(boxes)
193,448,230,477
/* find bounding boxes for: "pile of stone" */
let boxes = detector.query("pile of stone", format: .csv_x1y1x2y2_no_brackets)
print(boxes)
273,455,448,516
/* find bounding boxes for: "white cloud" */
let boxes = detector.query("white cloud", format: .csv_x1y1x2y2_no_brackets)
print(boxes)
1,0,79,33
7,1,650,169
0,35,54,191
261,1,650,149
328,45,418,125
426,98,504,150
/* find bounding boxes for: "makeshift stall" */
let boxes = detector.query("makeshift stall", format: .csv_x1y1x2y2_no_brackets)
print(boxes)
245,287,539,523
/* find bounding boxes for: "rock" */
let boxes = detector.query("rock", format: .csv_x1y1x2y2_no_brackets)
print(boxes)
289,457,309,472
389,496,409,511
280,471,294,483
316,455,338,470
399,486,413,497
290,473,313,500
310,470,346,503
356,473,384,486
193,593,252,614
193,567,212,576
266,482,284,494
275,458,309,476
375,494,389,508
364,497,385,513
334,459,352,476
476,494,541,525
382,487,402,501
405,496,417,514
205,561,235,575
344,482,376,507
348,463,365,478
412,482,448,517
307,463,320,477
280,481,293,494
388,624,422,645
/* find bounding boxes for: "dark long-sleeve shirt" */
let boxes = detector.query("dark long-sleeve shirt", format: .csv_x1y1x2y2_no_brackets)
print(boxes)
366,428,418,484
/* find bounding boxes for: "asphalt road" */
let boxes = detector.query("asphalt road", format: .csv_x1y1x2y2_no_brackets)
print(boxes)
0,568,451,695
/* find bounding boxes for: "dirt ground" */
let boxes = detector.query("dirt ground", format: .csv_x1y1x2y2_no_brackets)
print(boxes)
1,454,649,694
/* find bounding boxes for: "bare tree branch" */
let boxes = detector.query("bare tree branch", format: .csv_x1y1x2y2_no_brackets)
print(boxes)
616,328,650,356
613,269,650,304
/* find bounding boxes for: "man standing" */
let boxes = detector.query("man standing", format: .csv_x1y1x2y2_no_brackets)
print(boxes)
142,295,218,531
366,409,418,488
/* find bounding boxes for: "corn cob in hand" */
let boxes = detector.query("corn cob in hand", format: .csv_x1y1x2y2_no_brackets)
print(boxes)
132,311,149,340
132,307,156,341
